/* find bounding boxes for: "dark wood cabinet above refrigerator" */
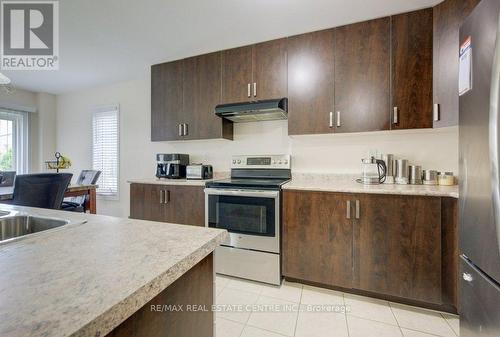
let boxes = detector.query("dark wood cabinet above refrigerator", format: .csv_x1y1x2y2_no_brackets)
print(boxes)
433,0,481,127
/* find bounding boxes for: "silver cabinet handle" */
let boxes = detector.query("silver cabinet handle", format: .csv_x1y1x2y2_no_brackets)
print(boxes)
183,123,188,136
329,112,333,128
159,190,165,204
164,190,170,204
346,200,351,219
433,104,440,121
178,124,182,136
355,200,360,219
336,111,341,127
393,107,399,124
253,82,257,97
247,83,251,98
462,272,473,282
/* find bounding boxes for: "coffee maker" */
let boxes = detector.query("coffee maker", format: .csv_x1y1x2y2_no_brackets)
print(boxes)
156,154,189,179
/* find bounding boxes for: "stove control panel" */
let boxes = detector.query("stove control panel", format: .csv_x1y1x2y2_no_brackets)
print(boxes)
231,155,291,169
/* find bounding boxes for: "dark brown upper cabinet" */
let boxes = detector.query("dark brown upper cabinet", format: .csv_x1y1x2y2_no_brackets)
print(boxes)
151,53,232,141
253,39,288,100
221,46,253,104
433,0,480,127
221,38,287,104
183,52,233,140
391,8,433,130
151,61,184,141
334,17,391,133
287,29,335,135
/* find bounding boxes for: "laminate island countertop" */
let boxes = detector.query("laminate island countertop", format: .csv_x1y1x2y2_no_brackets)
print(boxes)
0,205,227,337
283,174,459,198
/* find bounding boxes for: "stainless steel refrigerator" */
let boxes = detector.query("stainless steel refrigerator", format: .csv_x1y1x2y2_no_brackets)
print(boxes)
459,0,500,336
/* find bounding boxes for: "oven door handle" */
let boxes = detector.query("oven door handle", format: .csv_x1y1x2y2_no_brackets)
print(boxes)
204,188,279,199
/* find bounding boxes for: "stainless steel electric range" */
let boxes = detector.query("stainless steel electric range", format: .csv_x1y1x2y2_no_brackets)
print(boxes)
205,155,291,285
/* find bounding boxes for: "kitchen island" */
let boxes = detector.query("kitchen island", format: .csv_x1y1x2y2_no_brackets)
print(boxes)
0,205,227,337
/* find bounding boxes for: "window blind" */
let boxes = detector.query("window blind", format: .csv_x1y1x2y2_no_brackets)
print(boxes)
92,105,119,197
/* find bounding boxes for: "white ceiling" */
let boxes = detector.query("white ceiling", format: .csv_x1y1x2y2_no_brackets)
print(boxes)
4,0,442,94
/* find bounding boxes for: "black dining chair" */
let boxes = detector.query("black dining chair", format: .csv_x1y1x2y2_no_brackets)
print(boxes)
2,173,73,209
61,170,101,212
0,171,16,187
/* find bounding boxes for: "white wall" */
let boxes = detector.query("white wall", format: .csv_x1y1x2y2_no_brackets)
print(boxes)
0,88,57,172
56,77,458,218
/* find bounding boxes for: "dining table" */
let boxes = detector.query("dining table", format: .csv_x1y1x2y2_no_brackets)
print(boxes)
0,184,98,214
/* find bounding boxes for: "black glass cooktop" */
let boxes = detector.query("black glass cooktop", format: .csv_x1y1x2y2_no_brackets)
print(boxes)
205,177,290,190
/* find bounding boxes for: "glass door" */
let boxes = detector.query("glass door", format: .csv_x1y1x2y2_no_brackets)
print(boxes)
0,109,28,174
207,191,277,237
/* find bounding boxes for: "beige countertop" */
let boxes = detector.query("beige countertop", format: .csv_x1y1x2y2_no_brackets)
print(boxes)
0,205,227,337
127,173,229,187
128,178,211,186
283,174,459,198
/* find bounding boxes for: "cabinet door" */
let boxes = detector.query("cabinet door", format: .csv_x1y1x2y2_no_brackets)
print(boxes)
183,53,232,140
151,61,183,141
130,184,167,222
253,38,287,100
167,186,205,226
433,0,480,127
221,46,253,104
353,194,442,304
335,18,391,133
287,29,335,135
391,9,433,130
283,190,353,288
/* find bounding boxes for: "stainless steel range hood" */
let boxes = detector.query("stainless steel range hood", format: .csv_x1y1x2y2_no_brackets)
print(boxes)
215,98,287,122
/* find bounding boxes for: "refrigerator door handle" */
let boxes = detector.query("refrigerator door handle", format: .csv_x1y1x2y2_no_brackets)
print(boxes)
488,14,500,256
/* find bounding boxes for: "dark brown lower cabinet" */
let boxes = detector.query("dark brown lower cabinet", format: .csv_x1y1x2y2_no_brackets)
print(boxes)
130,184,205,226
283,190,353,288
106,254,213,337
353,194,442,304
283,190,457,311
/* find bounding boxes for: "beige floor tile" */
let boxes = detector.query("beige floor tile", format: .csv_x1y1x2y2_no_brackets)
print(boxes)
295,310,348,337
260,280,303,303
442,313,459,336
344,293,398,325
401,328,444,337
247,295,299,337
347,316,403,337
216,274,231,288
216,317,245,337
390,303,456,337
216,287,260,324
301,285,344,307
226,277,264,295
241,325,288,337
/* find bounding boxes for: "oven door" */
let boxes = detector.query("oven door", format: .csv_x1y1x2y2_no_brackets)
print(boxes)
205,188,280,253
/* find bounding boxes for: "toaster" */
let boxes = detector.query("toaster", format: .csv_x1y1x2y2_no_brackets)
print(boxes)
186,165,213,180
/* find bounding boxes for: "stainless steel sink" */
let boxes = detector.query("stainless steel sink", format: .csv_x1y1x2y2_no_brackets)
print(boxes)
0,215,70,243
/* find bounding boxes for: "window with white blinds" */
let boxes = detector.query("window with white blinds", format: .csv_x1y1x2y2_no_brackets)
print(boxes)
92,105,119,198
